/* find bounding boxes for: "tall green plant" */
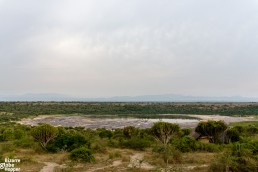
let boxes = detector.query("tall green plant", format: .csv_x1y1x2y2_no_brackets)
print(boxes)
195,120,227,143
31,124,58,149
151,122,179,145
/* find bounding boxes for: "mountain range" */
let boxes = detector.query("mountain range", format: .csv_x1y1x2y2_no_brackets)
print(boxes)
0,93,258,102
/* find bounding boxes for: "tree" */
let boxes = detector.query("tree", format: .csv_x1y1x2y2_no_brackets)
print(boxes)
195,120,227,143
151,122,179,145
123,126,138,139
31,123,58,149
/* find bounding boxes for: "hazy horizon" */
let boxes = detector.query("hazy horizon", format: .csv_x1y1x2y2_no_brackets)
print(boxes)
1,0,258,98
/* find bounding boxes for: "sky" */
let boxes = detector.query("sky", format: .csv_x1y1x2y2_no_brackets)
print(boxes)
1,0,258,98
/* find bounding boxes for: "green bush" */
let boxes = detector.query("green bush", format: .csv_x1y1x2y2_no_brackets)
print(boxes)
195,120,227,144
180,128,191,136
70,147,95,162
226,128,240,143
31,124,58,149
14,129,25,140
47,133,90,152
197,142,221,152
14,137,35,148
151,122,180,145
107,139,120,148
210,143,258,172
153,145,182,165
121,137,151,151
91,141,107,153
245,126,258,135
98,129,113,139
2,129,14,141
123,126,138,139
172,136,198,152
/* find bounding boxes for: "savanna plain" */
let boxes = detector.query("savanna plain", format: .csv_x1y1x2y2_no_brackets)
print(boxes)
0,102,258,172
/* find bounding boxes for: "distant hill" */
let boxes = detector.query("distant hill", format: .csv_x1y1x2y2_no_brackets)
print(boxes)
0,93,258,102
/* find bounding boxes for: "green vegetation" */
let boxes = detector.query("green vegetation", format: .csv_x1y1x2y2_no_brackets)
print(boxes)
0,102,258,171
230,121,258,127
31,123,58,149
1,102,258,122
0,120,257,171
70,147,95,162
195,120,227,143
151,122,179,145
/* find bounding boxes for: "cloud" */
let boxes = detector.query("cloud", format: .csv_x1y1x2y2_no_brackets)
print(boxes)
1,0,258,97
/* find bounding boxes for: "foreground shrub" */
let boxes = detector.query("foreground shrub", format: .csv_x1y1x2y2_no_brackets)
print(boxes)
47,133,90,152
209,143,258,172
70,147,95,162
179,128,192,137
14,137,35,148
91,140,107,153
245,126,258,135
2,129,14,141
153,145,182,166
172,136,198,152
123,126,138,139
197,142,221,152
14,129,25,140
98,129,113,139
121,137,151,151
0,142,16,155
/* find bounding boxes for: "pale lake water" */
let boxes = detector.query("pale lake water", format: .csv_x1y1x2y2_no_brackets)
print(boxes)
18,115,257,129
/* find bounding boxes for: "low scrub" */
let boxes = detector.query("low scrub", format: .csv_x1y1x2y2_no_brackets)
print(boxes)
70,147,95,162
121,137,151,151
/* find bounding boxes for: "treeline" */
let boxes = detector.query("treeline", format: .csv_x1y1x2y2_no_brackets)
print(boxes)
0,102,258,122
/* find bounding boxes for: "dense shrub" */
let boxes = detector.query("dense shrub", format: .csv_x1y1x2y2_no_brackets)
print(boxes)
91,140,107,153
172,136,198,152
121,137,151,151
123,126,138,139
197,142,221,152
180,128,191,137
47,132,90,152
225,128,240,143
112,128,123,136
98,129,113,139
210,143,258,172
2,129,14,141
14,129,25,140
14,137,35,148
195,120,227,143
70,147,95,162
153,145,182,165
245,126,258,135
31,124,58,149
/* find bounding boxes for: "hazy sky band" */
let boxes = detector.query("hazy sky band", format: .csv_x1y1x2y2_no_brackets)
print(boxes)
1,0,258,97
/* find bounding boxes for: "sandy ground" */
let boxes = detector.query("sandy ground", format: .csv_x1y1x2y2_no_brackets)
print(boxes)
40,162,64,172
128,153,154,170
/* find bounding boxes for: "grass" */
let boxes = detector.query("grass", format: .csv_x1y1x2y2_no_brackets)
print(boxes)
229,121,258,127
12,146,214,172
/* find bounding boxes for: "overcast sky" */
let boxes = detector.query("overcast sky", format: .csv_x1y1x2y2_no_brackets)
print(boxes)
1,0,258,97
